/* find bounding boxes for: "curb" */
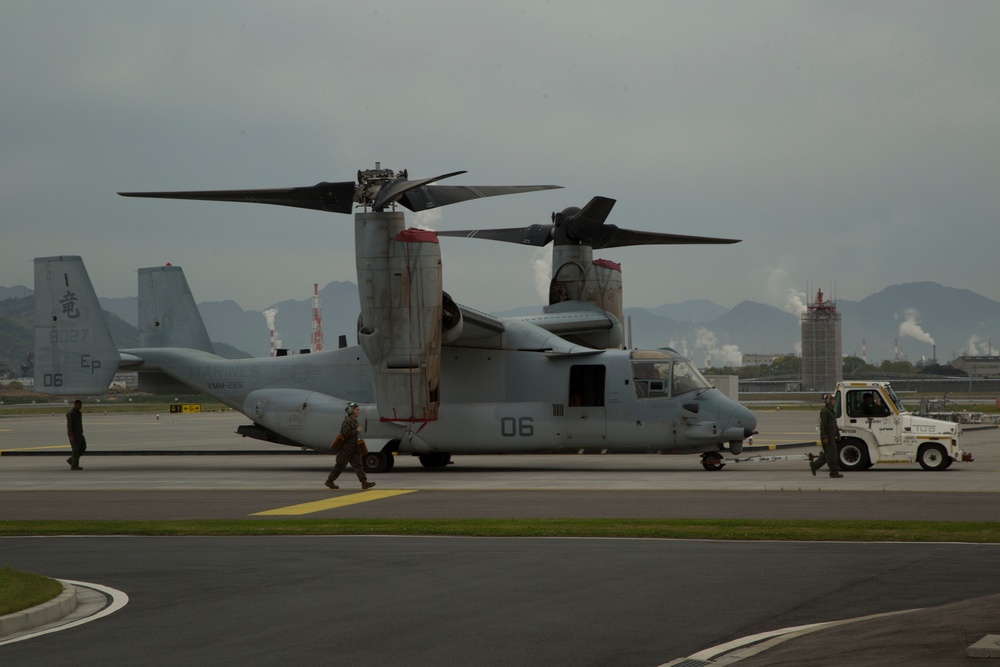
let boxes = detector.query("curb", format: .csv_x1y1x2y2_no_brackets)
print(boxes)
0,582,78,638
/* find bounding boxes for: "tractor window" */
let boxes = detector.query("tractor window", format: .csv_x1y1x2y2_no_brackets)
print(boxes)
569,365,606,407
846,390,892,418
884,385,905,413
846,391,865,418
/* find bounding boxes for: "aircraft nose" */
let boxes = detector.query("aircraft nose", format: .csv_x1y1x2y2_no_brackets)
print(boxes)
727,401,757,438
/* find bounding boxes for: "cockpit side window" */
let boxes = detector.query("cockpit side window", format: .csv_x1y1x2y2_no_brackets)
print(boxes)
631,361,670,399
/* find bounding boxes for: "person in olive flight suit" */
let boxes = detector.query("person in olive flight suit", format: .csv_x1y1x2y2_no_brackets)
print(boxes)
66,399,87,470
810,393,844,478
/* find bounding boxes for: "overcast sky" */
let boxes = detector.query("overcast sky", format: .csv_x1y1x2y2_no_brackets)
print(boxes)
3,2,998,319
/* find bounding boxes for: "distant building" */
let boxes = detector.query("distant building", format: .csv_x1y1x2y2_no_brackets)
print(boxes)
951,356,1000,377
801,288,842,391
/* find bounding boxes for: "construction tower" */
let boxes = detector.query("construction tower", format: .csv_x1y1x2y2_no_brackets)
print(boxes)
801,288,842,391
311,283,324,352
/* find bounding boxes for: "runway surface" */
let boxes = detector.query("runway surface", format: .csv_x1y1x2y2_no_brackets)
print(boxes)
1,409,998,520
2,408,999,666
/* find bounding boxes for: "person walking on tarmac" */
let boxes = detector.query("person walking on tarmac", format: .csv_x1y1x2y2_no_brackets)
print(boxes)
66,399,87,470
810,393,844,478
325,402,376,490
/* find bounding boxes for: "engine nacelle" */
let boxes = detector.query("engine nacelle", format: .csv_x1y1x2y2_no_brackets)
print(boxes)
356,213,442,421
549,247,623,323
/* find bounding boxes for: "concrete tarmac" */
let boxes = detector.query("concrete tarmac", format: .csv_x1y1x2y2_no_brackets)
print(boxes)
2,407,999,665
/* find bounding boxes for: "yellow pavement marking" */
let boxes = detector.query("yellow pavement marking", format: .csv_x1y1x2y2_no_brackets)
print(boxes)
0,445,68,454
251,489,417,516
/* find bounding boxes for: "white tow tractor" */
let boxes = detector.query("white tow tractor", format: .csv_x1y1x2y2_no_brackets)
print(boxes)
827,381,972,471
718,381,973,471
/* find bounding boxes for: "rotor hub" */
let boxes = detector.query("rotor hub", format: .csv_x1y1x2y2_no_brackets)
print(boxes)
356,164,408,210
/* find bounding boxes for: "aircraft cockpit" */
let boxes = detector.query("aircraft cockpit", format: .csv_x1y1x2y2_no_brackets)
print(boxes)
630,349,711,399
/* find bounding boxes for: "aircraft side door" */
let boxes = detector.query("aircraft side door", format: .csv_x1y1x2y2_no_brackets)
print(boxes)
565,364,607,443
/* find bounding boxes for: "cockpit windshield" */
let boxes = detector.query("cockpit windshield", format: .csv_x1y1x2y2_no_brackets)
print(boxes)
671,360,711,396
630,350,712,399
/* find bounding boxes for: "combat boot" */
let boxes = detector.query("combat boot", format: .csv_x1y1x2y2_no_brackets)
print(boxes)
362,481,376,489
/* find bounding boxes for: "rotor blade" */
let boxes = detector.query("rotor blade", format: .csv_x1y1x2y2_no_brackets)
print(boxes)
438,224,555,247
557,196,617,245
400,184,563,212
571,196,617,225
594,226,742,249
119,181,357,214
371,171,467,211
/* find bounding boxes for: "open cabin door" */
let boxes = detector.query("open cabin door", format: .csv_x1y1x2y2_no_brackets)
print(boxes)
565,364,607,443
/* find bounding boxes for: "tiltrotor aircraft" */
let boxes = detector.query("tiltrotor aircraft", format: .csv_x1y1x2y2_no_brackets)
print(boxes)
34,164,756,472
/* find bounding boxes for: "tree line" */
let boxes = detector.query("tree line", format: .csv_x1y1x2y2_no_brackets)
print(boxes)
705,355,968,380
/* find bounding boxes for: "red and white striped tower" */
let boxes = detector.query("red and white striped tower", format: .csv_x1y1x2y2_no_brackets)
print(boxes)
861,338,867,363
311,283,324,352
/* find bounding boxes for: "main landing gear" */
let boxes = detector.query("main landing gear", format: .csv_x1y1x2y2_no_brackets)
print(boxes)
363,447,395,473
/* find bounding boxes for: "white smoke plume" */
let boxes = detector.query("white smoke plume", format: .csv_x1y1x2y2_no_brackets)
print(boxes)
784,289,808,316
667,337,692,358
898,308,934,345
412,208,444,231
264,308,282,349
766,268,808,316
964,334,992,356
695,328,743,367
532,247,552,304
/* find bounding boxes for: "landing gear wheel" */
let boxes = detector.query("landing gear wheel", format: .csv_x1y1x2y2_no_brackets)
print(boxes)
419,452,451,468
918,443,949,471
837,439,870,472
701,453,726,471
363,451,390,473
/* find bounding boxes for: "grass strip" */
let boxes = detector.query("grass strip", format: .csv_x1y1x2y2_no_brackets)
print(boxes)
0,567,63,616
1,518,998,543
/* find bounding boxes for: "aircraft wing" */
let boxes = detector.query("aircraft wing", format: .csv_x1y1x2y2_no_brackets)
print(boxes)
449,304,602,355
514,302,617,337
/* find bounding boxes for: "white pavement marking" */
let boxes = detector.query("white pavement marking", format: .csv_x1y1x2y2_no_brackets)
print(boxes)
0,580,129,646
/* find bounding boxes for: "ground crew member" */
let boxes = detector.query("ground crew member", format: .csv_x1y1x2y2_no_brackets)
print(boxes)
810,393,844,478
66,399,86,470
325,402,376,490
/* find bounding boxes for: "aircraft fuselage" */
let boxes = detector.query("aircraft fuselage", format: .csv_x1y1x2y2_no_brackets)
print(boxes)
125,345,756,457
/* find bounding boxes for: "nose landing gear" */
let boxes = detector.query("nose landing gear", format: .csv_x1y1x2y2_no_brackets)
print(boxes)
701,452,726,471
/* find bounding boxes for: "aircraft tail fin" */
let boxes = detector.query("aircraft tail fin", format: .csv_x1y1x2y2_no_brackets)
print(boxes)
137,264,214,394
33,256,120,394
138,265,214,352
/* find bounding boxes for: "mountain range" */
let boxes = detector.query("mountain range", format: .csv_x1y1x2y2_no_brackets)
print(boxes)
2,281,998,374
